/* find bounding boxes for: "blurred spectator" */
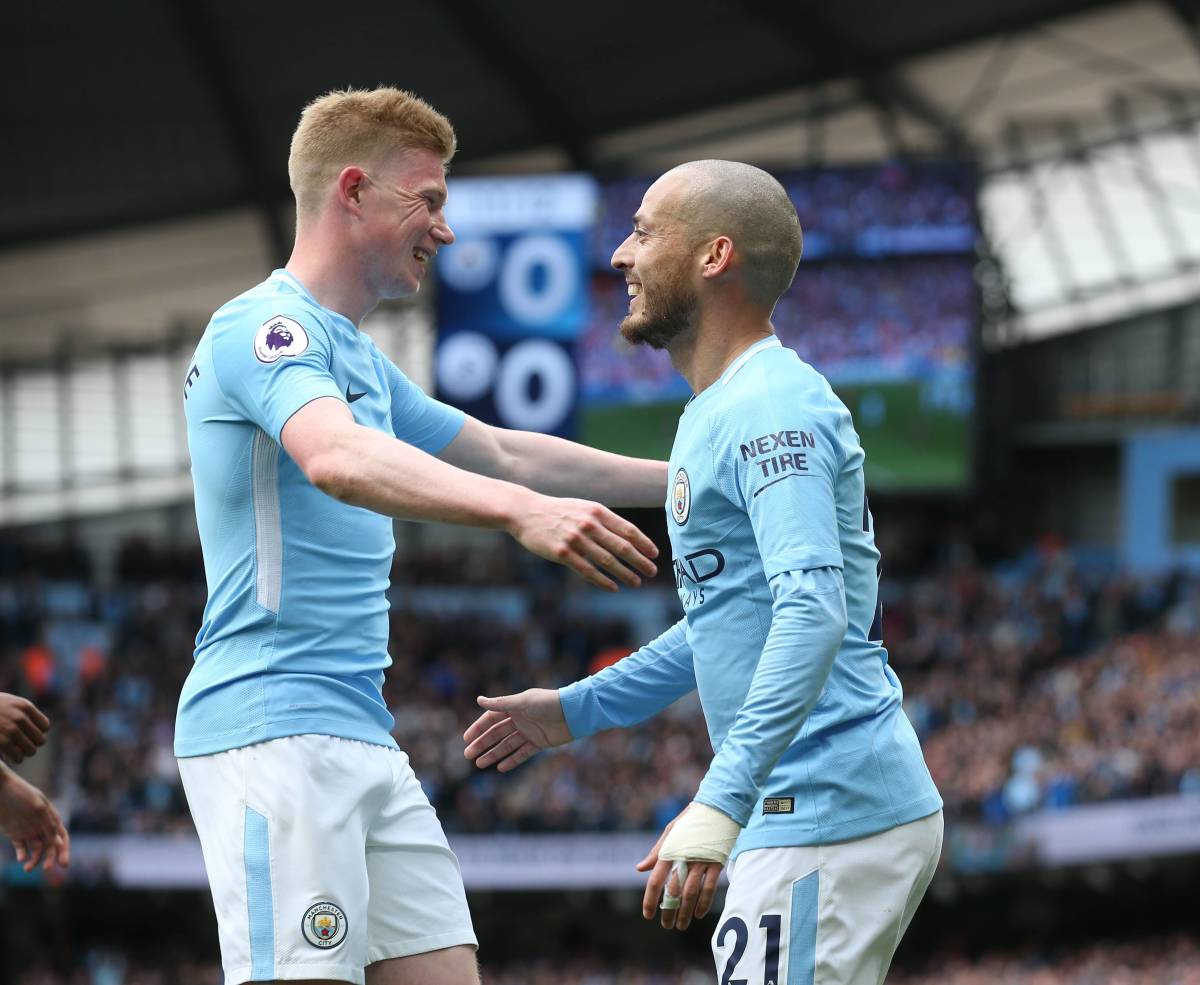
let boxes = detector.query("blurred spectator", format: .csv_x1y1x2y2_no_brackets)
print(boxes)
0,535,1196,837
890,935,1200,984
15,935,1200,985
580,257,975,404
589,163,976,271
582,163,976,410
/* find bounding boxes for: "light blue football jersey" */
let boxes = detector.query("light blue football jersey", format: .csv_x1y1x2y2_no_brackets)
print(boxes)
176,269,464,757
561,336,940,855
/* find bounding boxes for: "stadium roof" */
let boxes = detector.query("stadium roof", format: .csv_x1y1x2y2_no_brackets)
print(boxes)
1,0,1199,520
6,0,1200,343
6,0,1197,250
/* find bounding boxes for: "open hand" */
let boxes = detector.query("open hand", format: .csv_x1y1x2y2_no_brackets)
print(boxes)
463,689,572,772
508,496,657,592
0,769,69,873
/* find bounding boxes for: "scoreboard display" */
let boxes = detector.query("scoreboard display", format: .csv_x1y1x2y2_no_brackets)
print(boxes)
435,175,595,437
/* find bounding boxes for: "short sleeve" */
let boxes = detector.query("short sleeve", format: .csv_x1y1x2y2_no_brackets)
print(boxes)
384,358,465,454
710,384,844,579
210,309,344,442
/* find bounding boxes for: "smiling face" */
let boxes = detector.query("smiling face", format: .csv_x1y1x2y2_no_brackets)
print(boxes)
610,175,700,351
360,148,455,298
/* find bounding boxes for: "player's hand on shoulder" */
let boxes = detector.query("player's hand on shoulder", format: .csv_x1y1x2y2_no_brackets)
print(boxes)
463,689,571,772
0,693,50,764
507,495,658,592
0,767,70,873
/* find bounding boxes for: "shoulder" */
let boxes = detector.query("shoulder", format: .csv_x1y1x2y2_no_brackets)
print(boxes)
718,346,840,425
710,346,853,474
209,281,333,362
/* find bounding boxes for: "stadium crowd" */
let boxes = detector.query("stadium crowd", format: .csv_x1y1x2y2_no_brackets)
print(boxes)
0,532,1196,840
888,935,1200,985
15,935,1200,985
589,164,976,270
772,256,974,374
580,256,975,404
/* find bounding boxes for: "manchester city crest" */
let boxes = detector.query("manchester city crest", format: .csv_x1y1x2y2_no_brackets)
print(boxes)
302,901,348,949
671,467,691,525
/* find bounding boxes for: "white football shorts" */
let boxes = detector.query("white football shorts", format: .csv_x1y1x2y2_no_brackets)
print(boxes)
713,810,943,985
179,734,477,985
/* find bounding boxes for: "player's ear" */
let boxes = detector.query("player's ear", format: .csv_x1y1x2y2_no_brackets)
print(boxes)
336,167,368,215
700,236,734,280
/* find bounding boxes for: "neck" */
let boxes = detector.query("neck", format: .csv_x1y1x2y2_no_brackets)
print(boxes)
668,298,774,394
285,220,375,326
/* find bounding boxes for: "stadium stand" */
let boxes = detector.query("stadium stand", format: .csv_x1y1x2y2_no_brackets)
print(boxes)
15,936,1200,984
2,533,1196,841
6,2,1200,982
582,257,975,402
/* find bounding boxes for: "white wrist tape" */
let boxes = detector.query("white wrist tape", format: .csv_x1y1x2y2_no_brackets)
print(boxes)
659,802,742,865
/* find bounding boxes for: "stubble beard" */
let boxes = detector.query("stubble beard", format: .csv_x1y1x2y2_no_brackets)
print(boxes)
619,268,698,351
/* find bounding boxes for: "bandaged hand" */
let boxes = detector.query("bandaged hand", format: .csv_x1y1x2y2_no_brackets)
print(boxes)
659,801,742,865
640,802,742,932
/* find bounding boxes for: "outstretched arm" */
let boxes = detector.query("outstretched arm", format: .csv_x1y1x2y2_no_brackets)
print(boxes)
558,618,694,736
210,314,659,592
439,416,668,508
0,765,69,873
463,619,695,771
282,399,658,592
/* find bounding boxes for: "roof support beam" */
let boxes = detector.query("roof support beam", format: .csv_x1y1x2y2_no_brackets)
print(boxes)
1004,121,1079,300
537,0,1128,156
987,102,1200,172
1057,119,1138,287
1110,94,1193,269
1163,92,1200,185
436,0,594,170
167,0,289,265
868,95,909,159
805,88,832,166
1162,0,1200,59
596,90,861,171
741,1,977,158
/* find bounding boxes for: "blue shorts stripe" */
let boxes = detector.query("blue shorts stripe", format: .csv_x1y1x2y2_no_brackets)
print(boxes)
244,806,275,980
787,869,819,985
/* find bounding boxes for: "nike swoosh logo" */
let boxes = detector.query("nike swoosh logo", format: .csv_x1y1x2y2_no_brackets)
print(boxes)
346,385,367,404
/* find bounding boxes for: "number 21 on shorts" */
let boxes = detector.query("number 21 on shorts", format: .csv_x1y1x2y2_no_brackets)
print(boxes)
717,913,782,985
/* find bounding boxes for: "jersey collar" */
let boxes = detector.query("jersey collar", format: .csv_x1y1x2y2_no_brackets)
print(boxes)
271,268,311,299
719,336,782,387
269,269,359,336
685,335,782,412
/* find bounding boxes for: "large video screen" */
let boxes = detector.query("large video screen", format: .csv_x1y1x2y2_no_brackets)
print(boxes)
580,163,978,491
